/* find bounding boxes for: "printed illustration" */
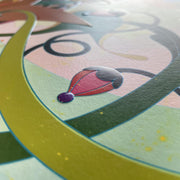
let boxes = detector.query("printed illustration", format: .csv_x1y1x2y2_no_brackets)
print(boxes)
0,0,180,179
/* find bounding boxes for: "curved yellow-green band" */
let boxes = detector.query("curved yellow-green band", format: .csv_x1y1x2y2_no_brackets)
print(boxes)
0,11,179,180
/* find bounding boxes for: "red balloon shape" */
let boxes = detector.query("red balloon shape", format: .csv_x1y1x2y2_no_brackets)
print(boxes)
57,66,123,103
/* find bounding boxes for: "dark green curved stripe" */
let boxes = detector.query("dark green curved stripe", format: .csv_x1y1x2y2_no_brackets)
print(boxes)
0,132,31,163
66,56,180,137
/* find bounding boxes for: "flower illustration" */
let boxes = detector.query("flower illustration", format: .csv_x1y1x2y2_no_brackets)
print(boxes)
0,0,89,26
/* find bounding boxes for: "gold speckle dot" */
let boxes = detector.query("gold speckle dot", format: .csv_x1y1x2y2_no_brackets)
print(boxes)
141,77,147,81
57,152,61,156
6,96,11,100
100,112,104,115
160,136,167,142
61,62,68,66
153,142,158,145
60,112,64,115
52,100,56,103
10,178,14,180
131,139,135,142
157,130,161,134
39,124,44,128
168,156,172,162
141,136,144,140
145,146,152,152
65,157,69,160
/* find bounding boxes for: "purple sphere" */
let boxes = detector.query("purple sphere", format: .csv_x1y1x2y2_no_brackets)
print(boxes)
57,92,74,103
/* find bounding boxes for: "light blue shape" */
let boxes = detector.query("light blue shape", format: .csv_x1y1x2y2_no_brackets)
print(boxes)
0,158,64,180
93,105,180,173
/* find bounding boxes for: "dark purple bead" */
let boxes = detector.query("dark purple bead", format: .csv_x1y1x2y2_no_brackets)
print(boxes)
57,92,74,103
